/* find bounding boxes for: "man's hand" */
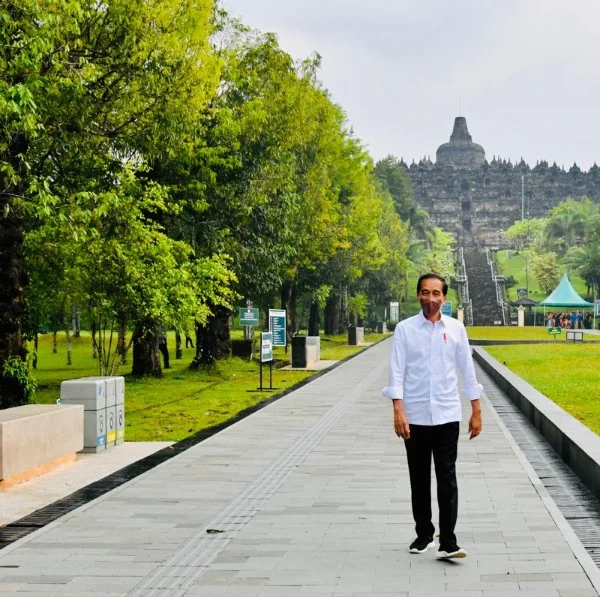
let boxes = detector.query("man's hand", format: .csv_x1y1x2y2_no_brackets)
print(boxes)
469,399,482,440
393,399,410,439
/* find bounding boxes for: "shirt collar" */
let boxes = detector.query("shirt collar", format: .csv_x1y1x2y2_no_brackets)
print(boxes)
418,310,448,327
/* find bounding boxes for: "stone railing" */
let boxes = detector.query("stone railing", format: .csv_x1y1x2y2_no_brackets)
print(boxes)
486,247,510,325
456,247,473,325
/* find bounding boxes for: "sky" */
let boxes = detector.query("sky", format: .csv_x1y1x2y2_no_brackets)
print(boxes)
221,0,600,171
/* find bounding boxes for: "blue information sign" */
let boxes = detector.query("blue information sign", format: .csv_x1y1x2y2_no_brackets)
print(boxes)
441,301,452,316
269,309,287,347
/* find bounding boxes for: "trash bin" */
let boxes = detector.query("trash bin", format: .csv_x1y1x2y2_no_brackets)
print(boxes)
291,336,307,368
305,336,320,365
115,376,125,445
348,326,364,345
60,378,106,453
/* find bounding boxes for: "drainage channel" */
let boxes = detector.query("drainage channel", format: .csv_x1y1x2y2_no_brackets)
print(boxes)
478,364,600,567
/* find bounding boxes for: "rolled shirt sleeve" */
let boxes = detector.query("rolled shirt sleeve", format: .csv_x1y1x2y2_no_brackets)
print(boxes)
456,324,483,400
382,325,405,400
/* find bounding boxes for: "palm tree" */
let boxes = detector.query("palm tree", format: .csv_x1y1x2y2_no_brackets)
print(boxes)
545,210,587,250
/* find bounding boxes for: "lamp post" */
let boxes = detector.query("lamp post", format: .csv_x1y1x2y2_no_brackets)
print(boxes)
525,213,530,297
521,173,525,221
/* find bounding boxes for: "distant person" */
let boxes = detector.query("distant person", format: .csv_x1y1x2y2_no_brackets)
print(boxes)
383,273,482,560
185,332,195,348
576,311,583,330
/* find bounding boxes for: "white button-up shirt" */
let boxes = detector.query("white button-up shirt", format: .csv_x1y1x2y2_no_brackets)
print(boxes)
382,311,483,425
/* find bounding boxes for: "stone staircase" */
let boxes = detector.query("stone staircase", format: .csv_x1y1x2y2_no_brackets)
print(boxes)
463,249,506,325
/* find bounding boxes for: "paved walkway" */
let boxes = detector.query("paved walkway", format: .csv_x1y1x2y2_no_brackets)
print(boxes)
1,338,599,596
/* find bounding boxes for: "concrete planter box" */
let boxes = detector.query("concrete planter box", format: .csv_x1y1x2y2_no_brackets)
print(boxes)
0,404,83,483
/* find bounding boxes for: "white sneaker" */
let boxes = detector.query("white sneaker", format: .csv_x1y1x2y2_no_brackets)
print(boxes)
436,546,467,559
409,537,435,553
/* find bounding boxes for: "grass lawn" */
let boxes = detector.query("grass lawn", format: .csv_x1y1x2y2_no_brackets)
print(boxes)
31,330,389,442
484,343,600,435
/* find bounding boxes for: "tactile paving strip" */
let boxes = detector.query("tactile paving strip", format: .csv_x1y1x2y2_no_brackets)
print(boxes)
127,360,388,597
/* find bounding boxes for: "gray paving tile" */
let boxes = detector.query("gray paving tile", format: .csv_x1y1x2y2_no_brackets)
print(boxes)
0,340,598,597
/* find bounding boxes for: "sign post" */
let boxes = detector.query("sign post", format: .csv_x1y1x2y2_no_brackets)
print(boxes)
258,332,275,391
269,309,287,347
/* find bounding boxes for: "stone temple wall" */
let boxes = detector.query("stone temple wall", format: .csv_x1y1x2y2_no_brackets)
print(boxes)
402,118,600,247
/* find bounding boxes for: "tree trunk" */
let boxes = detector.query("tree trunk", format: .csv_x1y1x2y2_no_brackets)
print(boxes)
175,331,183,359
339,286,349,333
0,134,28,409
53,330,58,353
324,293,337,335
117,320,127,365
132,322,162,377
214,308,231,358
191,306,231,367
65,328,72,366
33,333,38,370
72,305,80,338
308,302,320,336
280,281,297,346
91,322,97,359
191,319,214,367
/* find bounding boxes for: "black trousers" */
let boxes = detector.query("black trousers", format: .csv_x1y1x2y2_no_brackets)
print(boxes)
404,422,459,548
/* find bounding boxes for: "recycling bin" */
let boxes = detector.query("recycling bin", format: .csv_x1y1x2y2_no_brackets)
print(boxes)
60,378,106,453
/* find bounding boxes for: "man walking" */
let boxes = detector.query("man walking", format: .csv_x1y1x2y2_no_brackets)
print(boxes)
383,273,482,559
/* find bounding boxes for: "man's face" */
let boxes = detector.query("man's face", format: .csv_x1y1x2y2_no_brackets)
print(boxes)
418,278,446,319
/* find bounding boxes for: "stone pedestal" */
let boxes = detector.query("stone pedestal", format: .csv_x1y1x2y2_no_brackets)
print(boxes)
518,306,525,327
457,306,464,323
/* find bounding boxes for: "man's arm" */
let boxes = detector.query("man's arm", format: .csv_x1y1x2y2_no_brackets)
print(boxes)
393,399,411,439
468,398,482,439
382,326,409,438
456,325,484,439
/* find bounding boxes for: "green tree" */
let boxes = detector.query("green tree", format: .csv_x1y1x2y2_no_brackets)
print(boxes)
504,218,545,251
544,201,590,251
564,243,600,297
1,0,221,399
530,251,562,295
374,156,435,248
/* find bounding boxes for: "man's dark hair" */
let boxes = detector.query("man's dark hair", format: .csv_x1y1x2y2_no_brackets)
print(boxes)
417,273,448,295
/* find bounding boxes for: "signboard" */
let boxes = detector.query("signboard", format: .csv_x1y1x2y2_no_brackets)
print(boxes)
441,301,452,317
260,332,273,363
239,307,259,326
389,301,399,323
595,300,600,317
548,326,562,336
269,309,287,347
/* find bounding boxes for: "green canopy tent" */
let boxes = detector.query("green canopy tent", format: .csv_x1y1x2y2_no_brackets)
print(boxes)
537,273,593,327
